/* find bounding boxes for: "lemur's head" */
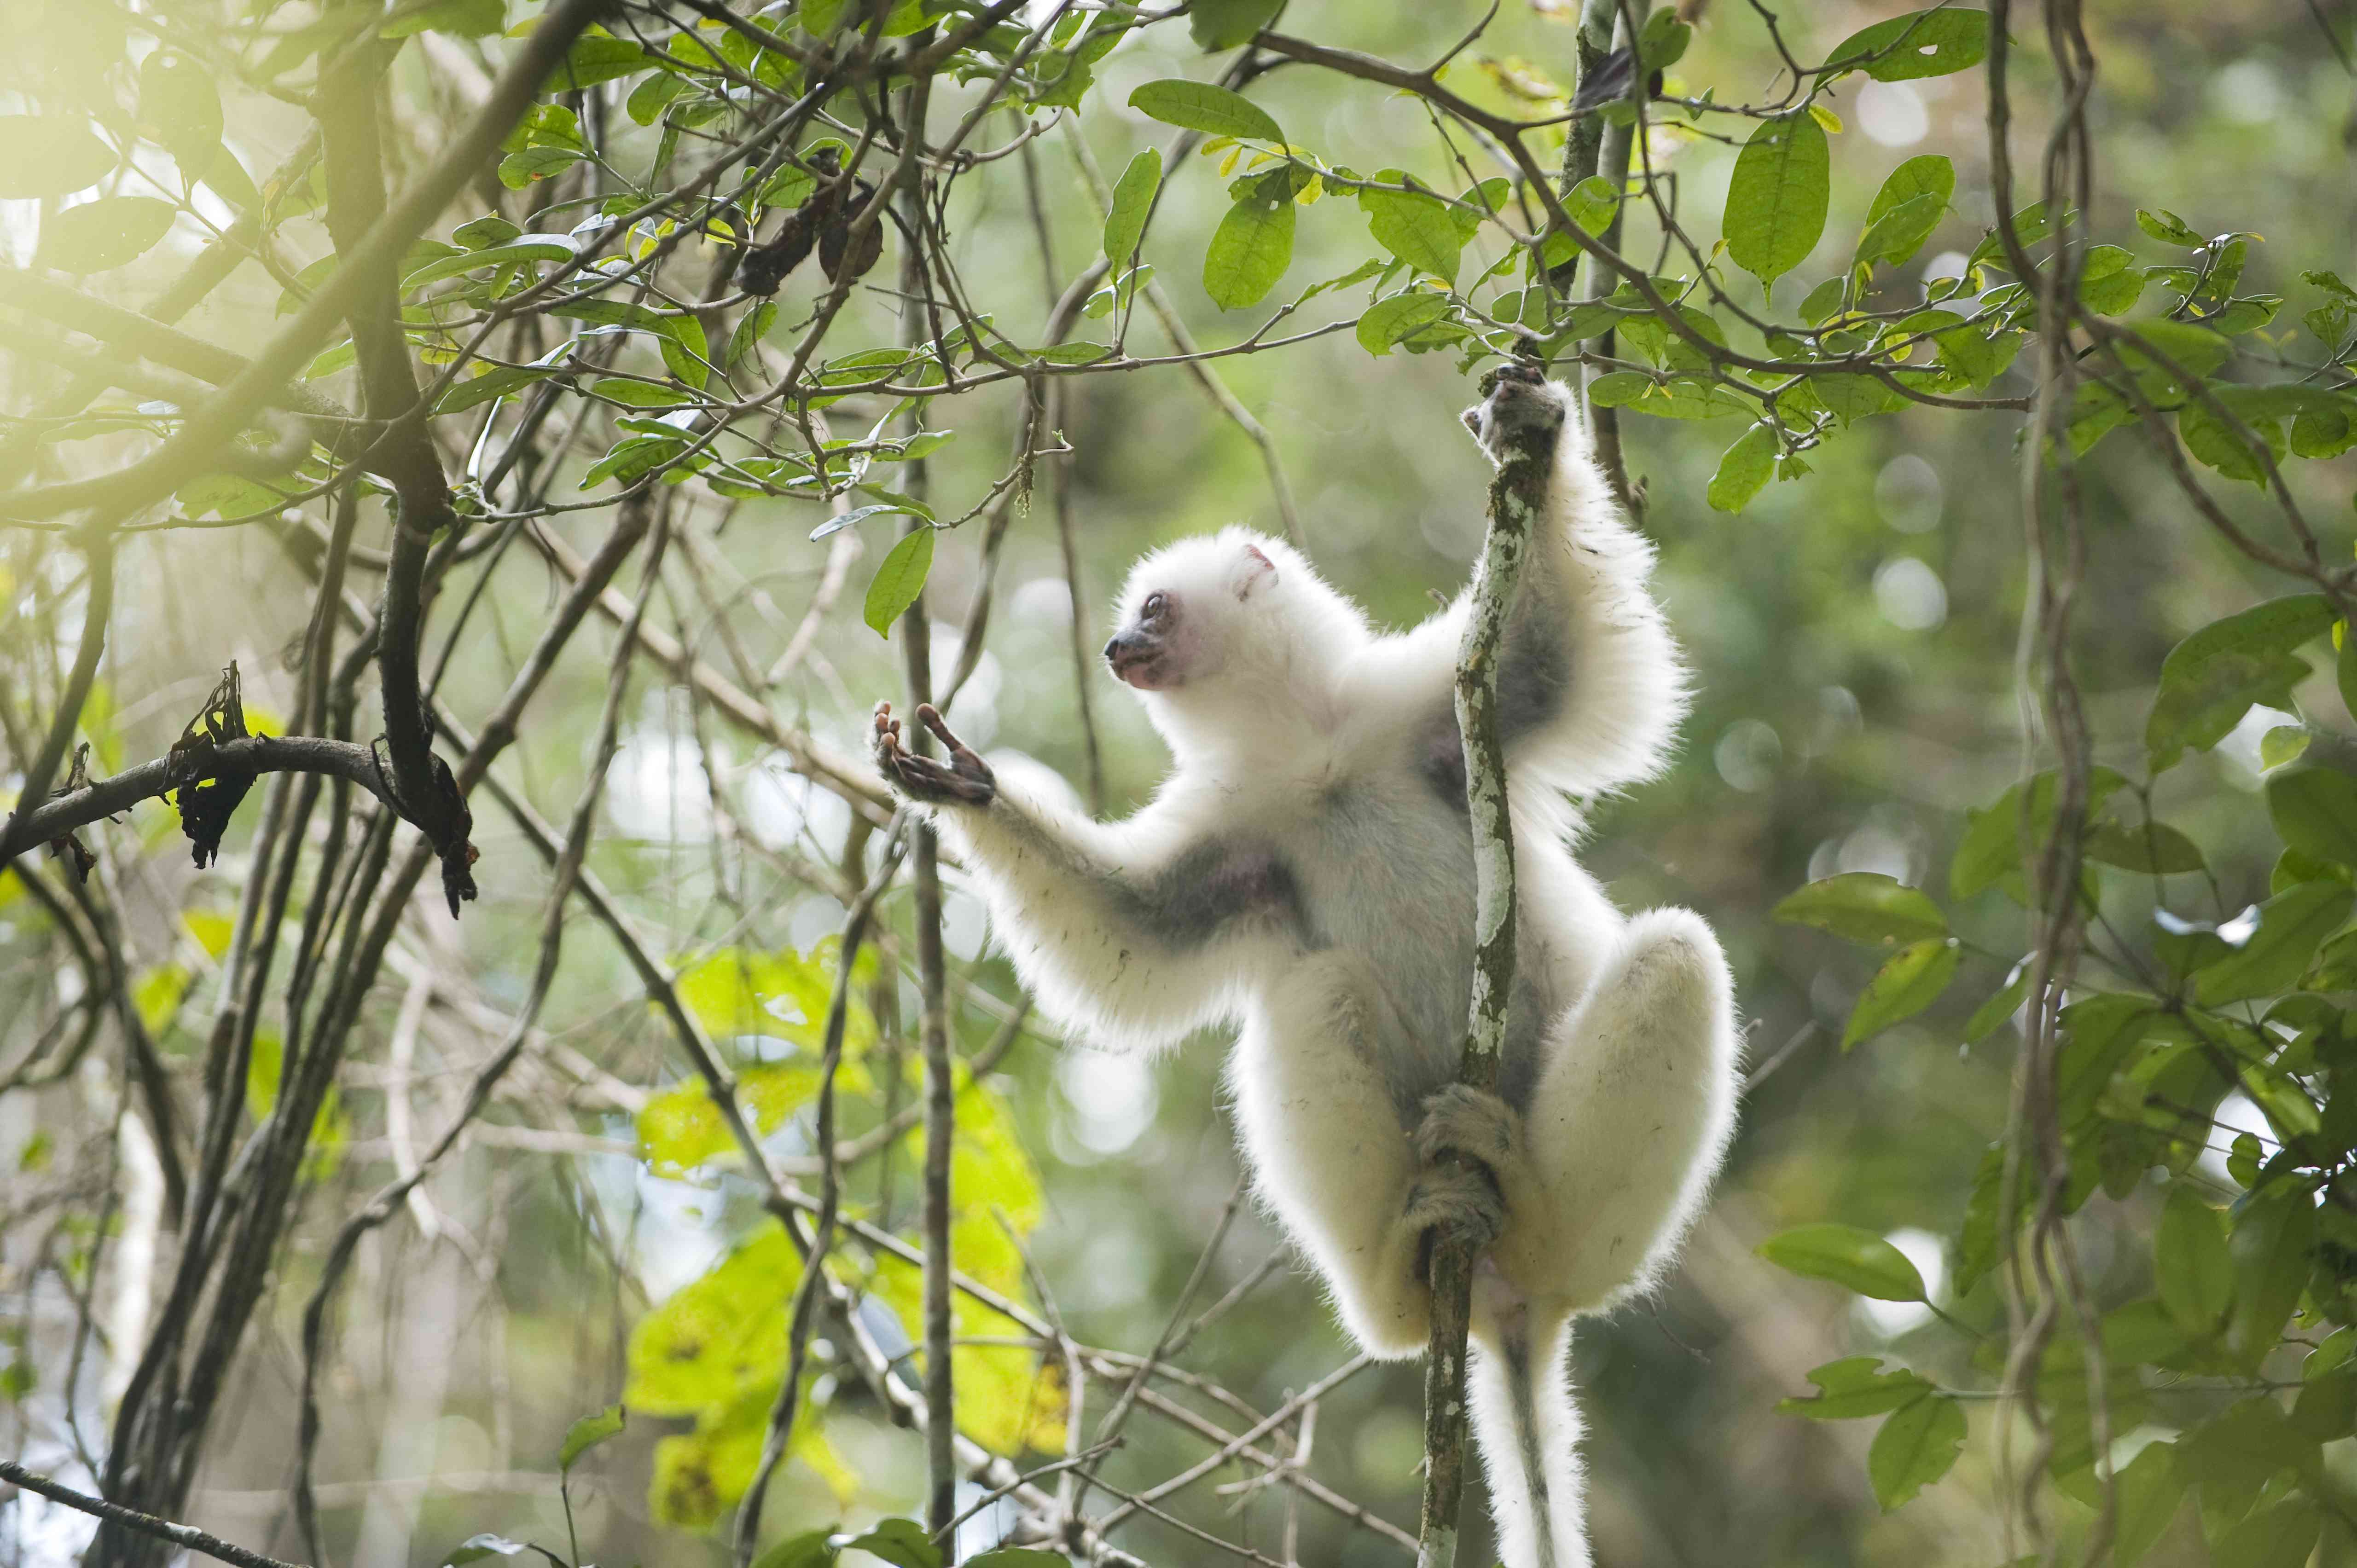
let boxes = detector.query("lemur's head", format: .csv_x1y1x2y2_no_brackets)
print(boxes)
1103,528,1367,744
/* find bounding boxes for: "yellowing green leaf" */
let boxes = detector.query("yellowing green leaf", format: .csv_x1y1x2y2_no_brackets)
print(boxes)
1843,937,1960,1048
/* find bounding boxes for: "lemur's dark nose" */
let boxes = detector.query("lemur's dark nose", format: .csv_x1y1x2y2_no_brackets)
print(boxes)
1102,634,1121,664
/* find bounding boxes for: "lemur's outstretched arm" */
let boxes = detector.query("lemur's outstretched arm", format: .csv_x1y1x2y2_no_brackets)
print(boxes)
874,704,1293,1052
1447,365,1687,798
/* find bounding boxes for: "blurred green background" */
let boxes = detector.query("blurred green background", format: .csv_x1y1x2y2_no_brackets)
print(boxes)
3,1,2354,1565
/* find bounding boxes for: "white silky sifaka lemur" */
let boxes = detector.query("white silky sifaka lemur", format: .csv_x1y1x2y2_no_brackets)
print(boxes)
873,366,1741,1568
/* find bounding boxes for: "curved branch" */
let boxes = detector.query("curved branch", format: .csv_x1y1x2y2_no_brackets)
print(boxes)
6,734,398,851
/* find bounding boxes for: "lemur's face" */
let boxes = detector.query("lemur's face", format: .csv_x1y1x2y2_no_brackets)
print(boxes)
1104,538,1279,693
1102,588,1189,690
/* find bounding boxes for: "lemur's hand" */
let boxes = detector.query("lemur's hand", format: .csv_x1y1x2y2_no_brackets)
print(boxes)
1460,360,1569,464
873,702,996,807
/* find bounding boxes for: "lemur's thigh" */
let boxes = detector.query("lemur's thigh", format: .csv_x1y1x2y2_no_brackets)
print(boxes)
1499,908,1740,1315
1229,954,1434,1357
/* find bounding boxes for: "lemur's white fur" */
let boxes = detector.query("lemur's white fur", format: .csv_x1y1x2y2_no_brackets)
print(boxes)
881,378,1741,1568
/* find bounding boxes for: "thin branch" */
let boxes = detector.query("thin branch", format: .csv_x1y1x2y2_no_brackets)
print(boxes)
0,1462,309,1568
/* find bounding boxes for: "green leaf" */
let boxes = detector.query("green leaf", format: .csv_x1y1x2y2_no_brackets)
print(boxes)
1776,1357,1934,1420
2081,820,2204,878
1855,193,1946,269
0,116,118,198
2107,1441,2183,1568
1585,372,1750,420
2136,208,2203,246
2194,882,2356,1006
1127,79,1283,143
382,0,505,35
2213,1501,2322,1568
435,363,561,414
1188,0,1281,50
2267,767,2357,867
1867,154,1957,226
1358,174,1465,284
1562,174,1620,237
2291,399,2357,459
1707,423,1776,513
840,1519,941,1568
1103,147,1162,268
1724,112,1829,286
498,146,585,188
35,197,178,273
1757,1223,1927,1302
1637,10,1693,70
137,51,223,172
453,214,522,249
1963,961,2030,1043
1867,1395,1966,1509
863,527,935,637
1830,10,1992,81
558,1405,626,1473
2258,726,2311,770
1843,937,1961,1048
1203,179,1296,309
2229,1190,2318,1368
402,238,576,289
1771,872,1947,947
550,33,650,88
749,1528,840,1568
2179,395,2284,486
2145,595,2335,772
2156,1188,2232,1336
727,301,776,370
1355,291,1449,356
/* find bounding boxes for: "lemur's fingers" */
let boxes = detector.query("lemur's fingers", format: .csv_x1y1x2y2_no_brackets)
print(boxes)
914,702,966,755
1415,1083,1521,1170
913,702,995,792
1404,1162,1506,1252
873,701,995,804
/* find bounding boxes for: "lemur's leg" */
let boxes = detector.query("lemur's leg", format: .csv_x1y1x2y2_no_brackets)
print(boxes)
1417,908,1740,1319
1229,951,1504,1358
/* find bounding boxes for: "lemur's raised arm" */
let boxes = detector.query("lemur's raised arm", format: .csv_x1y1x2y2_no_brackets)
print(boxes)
876,368,1741,1568
874,705,1298,1052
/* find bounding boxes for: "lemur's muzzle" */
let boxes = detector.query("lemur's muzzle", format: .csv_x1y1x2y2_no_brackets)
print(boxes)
1102,629,1173,690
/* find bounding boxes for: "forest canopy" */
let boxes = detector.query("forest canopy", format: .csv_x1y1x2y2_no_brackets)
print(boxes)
1,0,2355,1565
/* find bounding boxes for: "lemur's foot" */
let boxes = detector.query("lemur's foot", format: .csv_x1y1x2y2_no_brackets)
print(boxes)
1461,360,1569,461
873,702,996,806
1405,1160,1507,1252
1415,1083,1522,1170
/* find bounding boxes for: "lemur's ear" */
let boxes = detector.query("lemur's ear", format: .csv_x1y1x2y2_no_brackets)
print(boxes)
1234,543,1277,601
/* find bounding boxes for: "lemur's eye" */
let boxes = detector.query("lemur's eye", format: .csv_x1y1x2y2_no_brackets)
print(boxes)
1143,592,1168,619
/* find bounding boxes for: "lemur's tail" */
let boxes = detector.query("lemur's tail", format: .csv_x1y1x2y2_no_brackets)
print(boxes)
1468,1315,1590,1568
